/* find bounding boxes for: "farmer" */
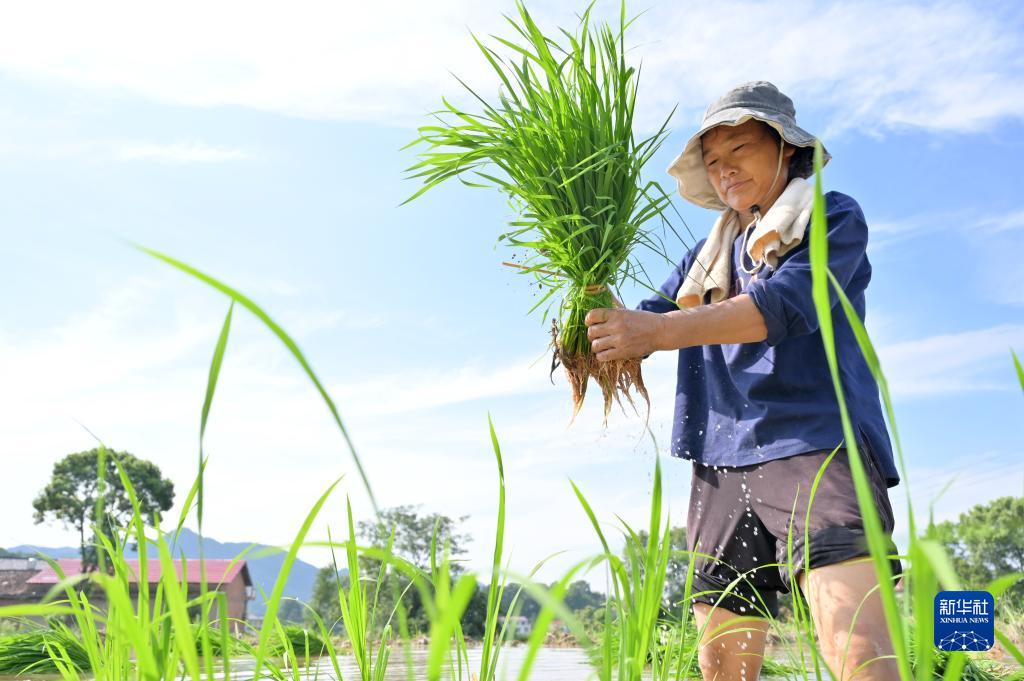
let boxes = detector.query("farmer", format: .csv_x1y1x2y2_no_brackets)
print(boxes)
584,81,903,680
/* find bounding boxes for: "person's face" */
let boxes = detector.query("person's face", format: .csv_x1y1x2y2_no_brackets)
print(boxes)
701,119,795,215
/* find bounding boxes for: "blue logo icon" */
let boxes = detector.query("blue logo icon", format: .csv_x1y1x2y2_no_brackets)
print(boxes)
934,591,994,651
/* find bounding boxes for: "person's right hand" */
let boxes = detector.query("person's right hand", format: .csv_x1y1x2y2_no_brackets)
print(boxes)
585,307,667,362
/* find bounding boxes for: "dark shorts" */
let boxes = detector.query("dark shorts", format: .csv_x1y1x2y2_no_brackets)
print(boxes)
685,441,902,619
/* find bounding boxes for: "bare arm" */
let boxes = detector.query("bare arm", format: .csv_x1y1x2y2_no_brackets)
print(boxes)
585,294,768,361
657,293,768,350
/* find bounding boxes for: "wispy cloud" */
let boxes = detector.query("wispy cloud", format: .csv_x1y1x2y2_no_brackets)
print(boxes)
878,323,1024,397
975,209,1024,235
632,0,1024,136
0,137,256,163
0,1,1019,136
115,141,255,163
868,206,1024,255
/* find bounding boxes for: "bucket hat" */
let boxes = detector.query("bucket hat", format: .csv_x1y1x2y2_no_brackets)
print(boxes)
667,81,831,210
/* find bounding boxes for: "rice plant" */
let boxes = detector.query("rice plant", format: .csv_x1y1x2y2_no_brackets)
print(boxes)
264,624,330,660
325,498,396,681
403,0,679,421
0,621,91,675
565,457,672,680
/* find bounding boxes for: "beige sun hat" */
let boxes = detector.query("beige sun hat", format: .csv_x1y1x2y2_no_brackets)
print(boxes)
667,81,831,210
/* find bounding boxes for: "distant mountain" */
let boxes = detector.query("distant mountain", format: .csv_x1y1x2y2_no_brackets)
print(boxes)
6,529,327,617
0,547,32,558
6,544,80,559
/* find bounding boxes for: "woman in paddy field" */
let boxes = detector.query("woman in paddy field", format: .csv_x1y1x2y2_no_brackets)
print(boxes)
584,81,903,681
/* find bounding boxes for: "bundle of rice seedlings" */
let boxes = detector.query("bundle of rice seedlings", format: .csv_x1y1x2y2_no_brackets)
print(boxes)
403,0,675,421
264,624,330,659
0,623,91,674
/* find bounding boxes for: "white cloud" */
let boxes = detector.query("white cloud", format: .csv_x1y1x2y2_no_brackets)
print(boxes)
975,209,1024,235
863,207,1024,307
866,214,934,253
878,323,1024,397
0,136,256,164
0,0,1019,136
889,448,1024,549
115,141,255,163
632,0,1024,136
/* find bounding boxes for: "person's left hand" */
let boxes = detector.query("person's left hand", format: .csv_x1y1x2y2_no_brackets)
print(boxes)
585,307,666,362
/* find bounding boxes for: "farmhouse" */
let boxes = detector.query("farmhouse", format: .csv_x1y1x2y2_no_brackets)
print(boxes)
0,557,253,632
497,614,532,638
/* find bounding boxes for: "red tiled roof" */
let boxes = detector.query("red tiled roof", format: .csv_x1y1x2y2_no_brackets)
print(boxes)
27,559,249,586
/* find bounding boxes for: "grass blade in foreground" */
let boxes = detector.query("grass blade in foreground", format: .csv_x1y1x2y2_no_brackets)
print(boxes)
251,477,343,681
1013,349,1024,393
807,141,910,680
135,244,377,513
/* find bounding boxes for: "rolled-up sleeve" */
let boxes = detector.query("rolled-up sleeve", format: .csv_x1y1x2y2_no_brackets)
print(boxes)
746,192,870,347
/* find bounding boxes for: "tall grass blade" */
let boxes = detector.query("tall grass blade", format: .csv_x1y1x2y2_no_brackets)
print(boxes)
136,244,377,513
808,141,911,680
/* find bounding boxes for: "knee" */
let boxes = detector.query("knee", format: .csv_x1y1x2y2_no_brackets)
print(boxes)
697,637,762,680
698,642,730,680
819,633,894,680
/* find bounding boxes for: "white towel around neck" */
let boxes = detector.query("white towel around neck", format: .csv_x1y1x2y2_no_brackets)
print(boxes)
675,177,815,308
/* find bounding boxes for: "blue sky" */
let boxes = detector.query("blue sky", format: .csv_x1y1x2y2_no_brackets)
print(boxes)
2,0,1023,587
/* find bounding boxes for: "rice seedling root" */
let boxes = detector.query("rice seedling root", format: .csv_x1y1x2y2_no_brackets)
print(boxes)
550,316,649,425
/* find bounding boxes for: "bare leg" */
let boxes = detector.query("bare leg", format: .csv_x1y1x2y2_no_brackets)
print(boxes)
798,557,900,680
691,602,771,681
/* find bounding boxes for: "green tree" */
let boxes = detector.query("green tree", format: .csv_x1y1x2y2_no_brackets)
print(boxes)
308,505,474,637
500,581,542,622
307,567,346,632
358,505,471,574
364,505,472,635
459,581,490,639
276,597,307,625
564,579,606,612
32,448,174,571
935,496,1024,607
627,526,688,614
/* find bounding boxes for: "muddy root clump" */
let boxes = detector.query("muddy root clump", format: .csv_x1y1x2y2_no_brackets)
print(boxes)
550,319,650,425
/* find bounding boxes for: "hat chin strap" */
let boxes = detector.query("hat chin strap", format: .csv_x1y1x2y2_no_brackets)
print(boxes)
748,137,786,223
741,138,786,275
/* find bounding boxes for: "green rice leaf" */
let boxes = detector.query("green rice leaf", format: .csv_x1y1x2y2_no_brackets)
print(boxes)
1013,349,1024,393
135,245,377,513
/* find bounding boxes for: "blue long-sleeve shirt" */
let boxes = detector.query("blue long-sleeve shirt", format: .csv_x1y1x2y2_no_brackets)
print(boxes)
637,191,900,488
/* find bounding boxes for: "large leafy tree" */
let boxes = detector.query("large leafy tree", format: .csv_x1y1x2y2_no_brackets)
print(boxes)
358,505,471,574
563,579,606,612
32,448,175,570
308,505,472,636
628,526,688,614
935,496,1024,608
307,566,345,632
